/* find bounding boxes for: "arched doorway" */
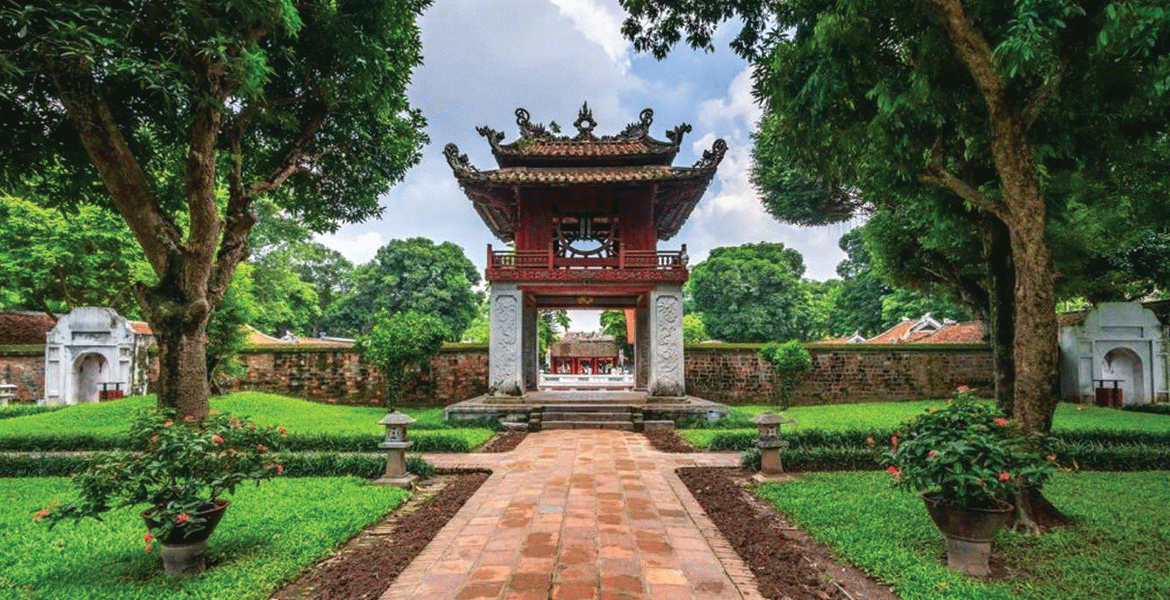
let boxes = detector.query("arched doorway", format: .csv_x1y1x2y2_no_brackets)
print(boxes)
1102,347,1144,405
73,353,108,404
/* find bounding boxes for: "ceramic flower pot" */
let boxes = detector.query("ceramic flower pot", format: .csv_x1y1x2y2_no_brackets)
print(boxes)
142,500,230,575
921,492,1012,577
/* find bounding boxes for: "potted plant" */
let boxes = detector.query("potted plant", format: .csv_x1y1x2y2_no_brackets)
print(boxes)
38,409,286,575
883,389,1057,577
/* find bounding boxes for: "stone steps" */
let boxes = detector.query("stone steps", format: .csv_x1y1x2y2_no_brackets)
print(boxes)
541,421,635,431
531,403,645,432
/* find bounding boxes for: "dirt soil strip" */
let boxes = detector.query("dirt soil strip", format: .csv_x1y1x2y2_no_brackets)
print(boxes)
644,430,697,453
477,431,527,453
678,467,897,600
272,472,490,600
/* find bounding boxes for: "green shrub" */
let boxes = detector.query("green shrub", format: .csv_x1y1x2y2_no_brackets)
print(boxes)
406,454,435,478
758,340,812,408
741,447,761,470
0,404,63,420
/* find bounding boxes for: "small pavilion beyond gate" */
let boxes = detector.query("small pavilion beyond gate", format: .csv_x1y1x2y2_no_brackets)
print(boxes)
444,104,730,427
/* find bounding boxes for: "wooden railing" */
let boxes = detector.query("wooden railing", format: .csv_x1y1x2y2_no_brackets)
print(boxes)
487,245,688,271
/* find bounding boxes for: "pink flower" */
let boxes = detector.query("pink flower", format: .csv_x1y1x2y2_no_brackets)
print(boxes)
890,435,899,450
33,508,49,521
144,545,153,553
993,418,1010,427
176,513,190,525
149,435,159,444
887,466,900,479
864,436,875,447
928,450,939,458
248,424,257,431
162,421,173,428
278,427,287,435
183,415,196,423
998,472,1011,482
256,444,269,454
275,463,285,475
144,532,154,544
1047,453,1057,462
957,385,971,393
210,434,225,445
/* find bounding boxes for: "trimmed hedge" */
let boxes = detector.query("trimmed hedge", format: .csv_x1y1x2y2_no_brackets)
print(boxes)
0,428,494,453
738,444,1170,472
0,405,64,421
0,452,492,478
698,427,1170,452
1123,404,1170,416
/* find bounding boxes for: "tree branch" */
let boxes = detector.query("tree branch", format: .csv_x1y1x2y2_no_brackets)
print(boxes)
919,166,1005,219
246,109,325,198
1023,60,1065,132
49,61,183,278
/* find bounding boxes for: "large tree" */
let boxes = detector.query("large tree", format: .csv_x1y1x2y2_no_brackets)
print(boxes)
622,0,1170,436
0,0,429,419
324,238,482,339
689,242,813,342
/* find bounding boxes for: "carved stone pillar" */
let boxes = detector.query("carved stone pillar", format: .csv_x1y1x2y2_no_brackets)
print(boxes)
635,303,650,390
522,297,538,391
488,283,524,396
649,283,685,397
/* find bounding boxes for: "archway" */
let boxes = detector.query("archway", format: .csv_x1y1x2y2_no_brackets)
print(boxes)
1102,347,1144,405
73,353,108,404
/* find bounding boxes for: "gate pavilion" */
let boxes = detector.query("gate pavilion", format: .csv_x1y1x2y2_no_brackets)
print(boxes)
445,103,725,398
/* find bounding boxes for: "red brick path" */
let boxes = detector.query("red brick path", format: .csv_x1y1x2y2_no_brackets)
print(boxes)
383,431,762,600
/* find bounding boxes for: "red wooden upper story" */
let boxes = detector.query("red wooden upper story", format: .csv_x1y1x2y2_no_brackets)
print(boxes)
445,104,725,284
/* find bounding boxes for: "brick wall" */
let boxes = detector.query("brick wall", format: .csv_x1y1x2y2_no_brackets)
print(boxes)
0,345,44,402
686,343,994,404
224,344,489,406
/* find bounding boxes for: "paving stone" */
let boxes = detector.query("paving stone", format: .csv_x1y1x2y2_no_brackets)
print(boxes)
381,430,764,600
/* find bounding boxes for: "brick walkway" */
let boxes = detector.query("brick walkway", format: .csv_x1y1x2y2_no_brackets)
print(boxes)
385,430,762,600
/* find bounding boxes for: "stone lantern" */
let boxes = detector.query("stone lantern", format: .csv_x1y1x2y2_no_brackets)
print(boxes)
374,411,416,488
752,412,795,480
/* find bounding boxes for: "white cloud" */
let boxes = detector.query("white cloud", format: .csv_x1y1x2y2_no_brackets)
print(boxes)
546,0,632,72
314,231,384,265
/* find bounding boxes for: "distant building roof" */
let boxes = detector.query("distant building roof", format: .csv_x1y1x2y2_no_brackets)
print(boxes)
865,314,985,345
0,310,58,344
244,326,352,348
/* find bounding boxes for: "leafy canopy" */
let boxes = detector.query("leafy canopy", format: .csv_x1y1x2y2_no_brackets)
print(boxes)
688,242,811,343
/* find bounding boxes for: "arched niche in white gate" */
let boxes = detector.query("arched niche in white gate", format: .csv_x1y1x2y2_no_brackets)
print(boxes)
44,307,154,405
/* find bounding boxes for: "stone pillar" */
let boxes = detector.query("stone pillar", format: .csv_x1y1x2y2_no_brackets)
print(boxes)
489,283,524,396
522,297,538,391
649,283,686,397
635,303,650,391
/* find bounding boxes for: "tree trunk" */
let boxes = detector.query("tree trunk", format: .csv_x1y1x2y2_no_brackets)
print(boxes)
983,217,1016,415
150,300,212,421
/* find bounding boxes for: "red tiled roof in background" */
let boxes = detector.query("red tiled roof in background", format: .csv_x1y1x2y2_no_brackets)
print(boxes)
0,310,58,344
129,321,153,335
866,319,919,344
917,322,985,344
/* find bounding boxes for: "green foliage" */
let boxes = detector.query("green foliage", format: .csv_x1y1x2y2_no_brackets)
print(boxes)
405,454,435,478
0,196,151,315
884,395,1057,507
1122,403,1170,416
682,313,707,344
40,410,286,541
205,264,258,391
4,477,409,599
759,340,812,408
755,472,1170,600
599,309,634,358
690,243,813,342
0,404,63,420
359,310,448,409
326,238,481,338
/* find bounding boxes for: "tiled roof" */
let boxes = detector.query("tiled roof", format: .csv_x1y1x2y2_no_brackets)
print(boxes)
495,139,677,158
918,322,984,344
0,310,57,344
865,315,985,344
244,326,352,348
129,321,153,335
452,165,716,186
866,319,920,344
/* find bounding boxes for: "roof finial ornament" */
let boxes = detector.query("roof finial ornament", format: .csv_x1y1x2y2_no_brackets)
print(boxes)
665,123,692,146
573,102,597,141
694,139,728,169
443,143,477,174
619,108,655,139
515,108,553,139
476,125,505,151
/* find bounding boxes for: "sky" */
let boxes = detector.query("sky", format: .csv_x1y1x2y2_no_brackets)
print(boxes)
315,0,861,331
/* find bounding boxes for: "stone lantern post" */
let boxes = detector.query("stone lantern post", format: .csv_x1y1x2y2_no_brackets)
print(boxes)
752,412,794,480
375,411,416,488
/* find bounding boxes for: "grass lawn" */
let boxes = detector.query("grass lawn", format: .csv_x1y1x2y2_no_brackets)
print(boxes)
679,401,1170,448
0,477,409,600
0,393,494,450
755,471,1170,600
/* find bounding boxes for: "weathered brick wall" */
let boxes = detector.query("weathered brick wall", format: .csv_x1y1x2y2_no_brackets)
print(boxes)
225,344,489,406
685,343,994,404
0,345,44,402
